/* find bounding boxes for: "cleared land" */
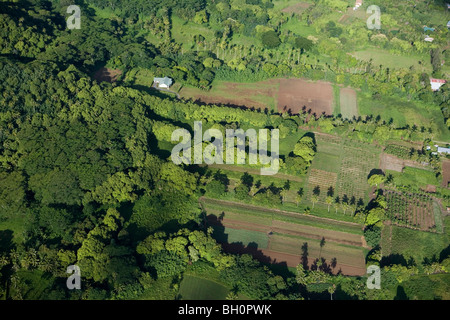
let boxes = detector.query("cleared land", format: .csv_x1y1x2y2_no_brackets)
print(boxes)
339,87,358,119
385,190,440,232
202,197,366,276
305,133,381,204
280,2,311,14
181,79,279,111
180,78,336,116
93,67,122,83
277,79,334,116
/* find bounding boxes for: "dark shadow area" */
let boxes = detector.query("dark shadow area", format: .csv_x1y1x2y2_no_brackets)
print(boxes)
207,215,291,270
0,229,14,253
439,244,450,262
367,168,385,179
394,286,409,300
380,253,409,267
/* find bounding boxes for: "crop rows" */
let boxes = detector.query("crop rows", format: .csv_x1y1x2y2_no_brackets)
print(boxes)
385,190,436,232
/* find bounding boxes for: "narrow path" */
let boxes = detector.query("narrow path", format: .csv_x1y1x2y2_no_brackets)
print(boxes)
152,85,181,99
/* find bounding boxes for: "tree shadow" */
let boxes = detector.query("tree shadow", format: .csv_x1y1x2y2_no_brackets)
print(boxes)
380,253,409,267
207,215,291,272
394,286,409,300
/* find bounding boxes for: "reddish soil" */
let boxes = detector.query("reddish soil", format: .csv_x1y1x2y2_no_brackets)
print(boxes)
93,67,122,83
442,160,450,188
277,79,334,116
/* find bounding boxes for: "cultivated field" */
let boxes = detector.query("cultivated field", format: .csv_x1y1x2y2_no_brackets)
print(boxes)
385,190,442,233
181,80,278,111
180,78,337,116
277,79,334,116
202,197,367,276
305,133,381,204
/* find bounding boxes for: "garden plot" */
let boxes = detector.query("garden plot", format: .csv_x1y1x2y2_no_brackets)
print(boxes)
385,190,440,232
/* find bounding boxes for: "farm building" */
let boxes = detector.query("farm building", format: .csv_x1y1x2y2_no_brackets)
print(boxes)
437,147,450,154
353,0,362,10
423,26,435,32
153,77,173,89
448,21,450,28
424,35,434,42
430,78,446,91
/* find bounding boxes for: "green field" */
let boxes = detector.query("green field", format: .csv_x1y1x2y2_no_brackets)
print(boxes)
352,48,432,73
388,166,440,190
381,223,449,266
202,197,363,235
357,93,450,141
339,88,358,119
213,226,269,249
178,275,230,300
306,134,381,204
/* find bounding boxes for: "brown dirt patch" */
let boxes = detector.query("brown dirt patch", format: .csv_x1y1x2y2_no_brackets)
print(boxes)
281,2,311,14
93,67,122,83
442,160,450,188
277,79,334,116
380,153,428,173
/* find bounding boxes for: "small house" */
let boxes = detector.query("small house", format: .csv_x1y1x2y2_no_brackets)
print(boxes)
353,0,362,10
423,26,435,32
424,35,434,42
448,21,450,28
430,78,446,91
153,77,173,89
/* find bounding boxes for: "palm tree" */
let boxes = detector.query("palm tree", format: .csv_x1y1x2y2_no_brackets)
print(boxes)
311,195,319,209
326,196,333,212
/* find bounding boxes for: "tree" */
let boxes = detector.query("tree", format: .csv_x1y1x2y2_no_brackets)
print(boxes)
293,136,316,162
261,31,281,48
311,195,319,209
368,174,386,188
325,196,333,212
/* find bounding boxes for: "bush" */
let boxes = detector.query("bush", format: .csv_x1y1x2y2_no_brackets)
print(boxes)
364,225,382,247
262,31,281,48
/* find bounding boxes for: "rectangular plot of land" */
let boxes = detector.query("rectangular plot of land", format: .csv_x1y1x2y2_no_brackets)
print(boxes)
340,88,358,119
277,79,334,116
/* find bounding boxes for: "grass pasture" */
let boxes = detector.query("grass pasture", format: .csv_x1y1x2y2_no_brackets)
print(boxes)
178,275,230,300
352,48,432,73
357,93,450,142
339,87,358,119
381,223,448,266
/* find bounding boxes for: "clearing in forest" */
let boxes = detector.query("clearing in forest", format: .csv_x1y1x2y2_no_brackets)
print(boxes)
180,78,335,116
